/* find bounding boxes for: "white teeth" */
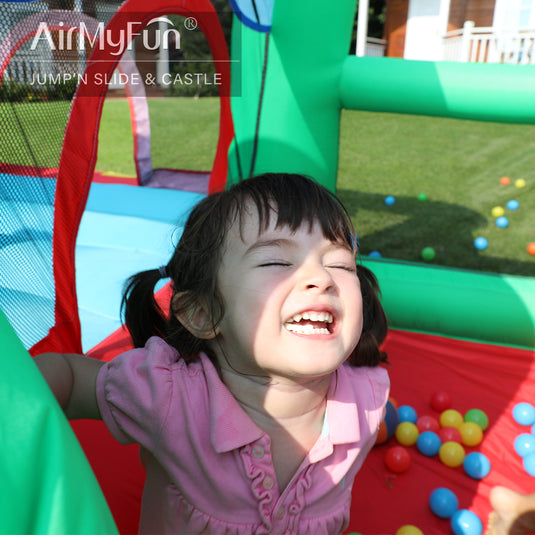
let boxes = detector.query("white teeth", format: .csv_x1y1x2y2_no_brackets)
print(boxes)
285,324,331,335
286,312,333,324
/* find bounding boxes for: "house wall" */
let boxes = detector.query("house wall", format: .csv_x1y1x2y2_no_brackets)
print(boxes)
384,0,409,57
448,0,495,31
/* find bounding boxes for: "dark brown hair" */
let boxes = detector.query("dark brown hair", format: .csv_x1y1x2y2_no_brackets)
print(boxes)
122,173,388,367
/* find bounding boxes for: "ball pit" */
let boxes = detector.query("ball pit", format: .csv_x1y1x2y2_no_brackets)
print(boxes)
395,422,419,446
450,509,483,535
458,422,483,447
439,441,465,468
417,431,442,457
430,391,452,412
463,452,491,479
440,409,464,429
464,409,489,431
429,487,459,519
513,402,535,426
385,446,411,473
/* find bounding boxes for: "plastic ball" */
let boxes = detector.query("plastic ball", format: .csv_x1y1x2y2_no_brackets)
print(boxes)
528,242,535,256
507,199,519,210
385,195,396,206
438,426,462,444
417,193,427,202
514,433,535,457
421,247,436,261
523,452,535,476
368,250,382,258
396,526,424,535
398,405,418,424
439,441,465,467
495,216,509,228
463,452,491,479
395,422,419,446
440,409,464,429
491,206,504,218
417,431,442,456
473,237,488,251
458,422,483,447
431,391,452,412
500,176,510,185
416,415,440,433
513,402,535,425
515,178,526,188
451,509,483,535
385,446,411,473
464,409,489,431
429,487,459,518
375,400,399,445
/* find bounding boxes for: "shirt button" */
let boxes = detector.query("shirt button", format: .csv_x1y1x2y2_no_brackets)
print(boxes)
275,506,285,519
253,446,264,458
263,476,274,490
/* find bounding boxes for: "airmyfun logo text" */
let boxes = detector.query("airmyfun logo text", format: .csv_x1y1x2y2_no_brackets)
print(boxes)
29,15,188,56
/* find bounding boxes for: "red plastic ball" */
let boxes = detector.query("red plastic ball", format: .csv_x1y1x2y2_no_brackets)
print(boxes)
385,446,411,473
430,391,452,412
438,426,462,444
416,415,440,433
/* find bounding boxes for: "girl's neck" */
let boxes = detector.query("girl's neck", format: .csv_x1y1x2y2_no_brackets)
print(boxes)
219,366,331,426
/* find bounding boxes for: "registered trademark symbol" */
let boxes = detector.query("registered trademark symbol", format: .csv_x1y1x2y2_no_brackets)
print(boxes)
184,17,198,30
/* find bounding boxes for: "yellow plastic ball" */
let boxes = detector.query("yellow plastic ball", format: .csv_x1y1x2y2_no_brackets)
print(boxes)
458,422,483,447
440,409,464,429
396,526,424,535
491,206,504,218
395,422,419,446
515,178,526,188
439,441,466,467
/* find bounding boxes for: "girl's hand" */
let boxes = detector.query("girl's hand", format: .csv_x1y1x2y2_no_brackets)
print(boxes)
34,353,104,420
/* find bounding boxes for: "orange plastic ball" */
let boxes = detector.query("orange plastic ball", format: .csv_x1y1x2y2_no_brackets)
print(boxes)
500,176,510,185
439,441,466,467
528,243,535,256
459,422,483,447
395,422,419,446
440,409,464,429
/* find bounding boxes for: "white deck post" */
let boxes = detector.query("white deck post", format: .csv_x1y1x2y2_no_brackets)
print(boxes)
356,0,370,57
460,20,475,62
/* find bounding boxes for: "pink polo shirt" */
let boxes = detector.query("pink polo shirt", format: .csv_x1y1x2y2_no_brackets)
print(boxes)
97,336,389,535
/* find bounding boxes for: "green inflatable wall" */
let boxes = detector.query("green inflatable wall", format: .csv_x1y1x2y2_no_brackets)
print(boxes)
0,309,118,535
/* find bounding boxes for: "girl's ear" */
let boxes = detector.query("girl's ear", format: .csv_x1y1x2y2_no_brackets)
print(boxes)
172,293,219,340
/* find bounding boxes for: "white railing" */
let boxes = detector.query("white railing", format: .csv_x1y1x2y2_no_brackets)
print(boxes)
355,37,387,58
443,21,535,64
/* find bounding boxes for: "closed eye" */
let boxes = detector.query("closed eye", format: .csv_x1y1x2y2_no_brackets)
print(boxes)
327,263,357,273
258,261,292,267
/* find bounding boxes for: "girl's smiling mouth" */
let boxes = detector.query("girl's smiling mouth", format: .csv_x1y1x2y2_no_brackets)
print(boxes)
284,311,335,335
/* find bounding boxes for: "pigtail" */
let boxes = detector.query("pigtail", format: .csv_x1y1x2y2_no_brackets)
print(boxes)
349,265,389,367
121,268,168,348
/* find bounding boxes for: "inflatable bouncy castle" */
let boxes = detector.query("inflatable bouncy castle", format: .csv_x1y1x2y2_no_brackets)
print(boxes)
1,0,534,533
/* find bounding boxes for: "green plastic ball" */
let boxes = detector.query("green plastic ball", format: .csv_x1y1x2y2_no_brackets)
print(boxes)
422,247,436,261
464,409,489,431
417,193,427,202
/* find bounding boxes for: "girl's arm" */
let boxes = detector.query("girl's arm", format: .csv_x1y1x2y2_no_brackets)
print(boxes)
34,353,104,420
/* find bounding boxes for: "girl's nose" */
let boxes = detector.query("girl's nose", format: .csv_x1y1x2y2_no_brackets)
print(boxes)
300,262,334,292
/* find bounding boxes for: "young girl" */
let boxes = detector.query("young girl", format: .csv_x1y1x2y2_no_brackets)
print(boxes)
36,173,390,535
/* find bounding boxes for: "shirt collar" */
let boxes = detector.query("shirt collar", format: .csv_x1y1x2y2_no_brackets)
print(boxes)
200,353,264,453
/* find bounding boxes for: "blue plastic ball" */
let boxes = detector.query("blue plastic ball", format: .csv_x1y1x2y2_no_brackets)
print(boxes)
451,509,483,535
515,433,535,457
523,453,535,476
496,216,509,228
398,405,418,424
368,251,382,258
473,237,488,251
417,431,442,456
463,452,491,479
429,487,459,519
513,403,535,425
507,199,519,210
384,400,399,438
384,195,396,206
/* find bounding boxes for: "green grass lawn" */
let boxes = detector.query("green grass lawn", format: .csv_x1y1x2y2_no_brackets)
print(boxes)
2,96,534,276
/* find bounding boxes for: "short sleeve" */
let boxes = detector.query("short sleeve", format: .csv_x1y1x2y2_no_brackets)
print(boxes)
96,337,179,448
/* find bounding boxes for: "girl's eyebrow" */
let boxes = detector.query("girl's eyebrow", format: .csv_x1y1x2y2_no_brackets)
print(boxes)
244,238,294,256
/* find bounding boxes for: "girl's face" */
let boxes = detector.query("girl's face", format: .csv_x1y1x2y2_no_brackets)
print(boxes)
211,206,363,384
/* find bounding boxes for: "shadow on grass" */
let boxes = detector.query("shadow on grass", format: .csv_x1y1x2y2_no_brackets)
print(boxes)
337,189,535,277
